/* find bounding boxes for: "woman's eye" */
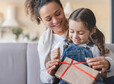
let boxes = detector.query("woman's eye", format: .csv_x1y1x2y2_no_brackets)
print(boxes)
56,12,60,16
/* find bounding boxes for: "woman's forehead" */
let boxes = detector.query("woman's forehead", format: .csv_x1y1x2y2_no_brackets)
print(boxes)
39,1,62,18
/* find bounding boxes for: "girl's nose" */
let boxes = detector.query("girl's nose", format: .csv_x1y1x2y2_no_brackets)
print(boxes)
74,33,79,39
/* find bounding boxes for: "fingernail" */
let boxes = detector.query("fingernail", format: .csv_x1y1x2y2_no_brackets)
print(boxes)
87,60,91,62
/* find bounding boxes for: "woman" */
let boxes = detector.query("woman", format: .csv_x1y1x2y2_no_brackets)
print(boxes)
25,0,114,83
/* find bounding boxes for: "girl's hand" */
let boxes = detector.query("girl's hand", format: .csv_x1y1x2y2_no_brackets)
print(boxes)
46,59,60,75
51,47,60,59
85,57,110,74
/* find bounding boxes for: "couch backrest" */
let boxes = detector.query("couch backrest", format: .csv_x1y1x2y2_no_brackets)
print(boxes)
0,43,41,84
106,44,114,53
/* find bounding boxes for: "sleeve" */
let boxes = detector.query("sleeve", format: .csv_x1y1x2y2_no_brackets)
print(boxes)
105,50,114,77
90,45,100,58
91,45,114,77
37,31,54,83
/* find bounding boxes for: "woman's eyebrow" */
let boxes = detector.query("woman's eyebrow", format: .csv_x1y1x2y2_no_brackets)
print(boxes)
44,9,61,19
54,9,60,13
44,9,60,18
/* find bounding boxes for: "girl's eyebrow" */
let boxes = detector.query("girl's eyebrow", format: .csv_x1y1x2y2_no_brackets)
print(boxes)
45,16,51,19
69,28,73,30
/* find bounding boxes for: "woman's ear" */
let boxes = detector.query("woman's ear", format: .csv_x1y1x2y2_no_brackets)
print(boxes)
90,27,96,35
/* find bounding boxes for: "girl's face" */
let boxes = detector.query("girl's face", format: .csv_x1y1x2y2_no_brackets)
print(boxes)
69,19,93,45
39,1,66,35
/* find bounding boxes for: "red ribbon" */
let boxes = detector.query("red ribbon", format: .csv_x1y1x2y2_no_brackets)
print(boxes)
59,59,96,80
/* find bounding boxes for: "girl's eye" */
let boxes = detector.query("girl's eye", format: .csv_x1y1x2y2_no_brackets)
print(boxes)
79,32,84,35
55,12,61,16
69,30,74,33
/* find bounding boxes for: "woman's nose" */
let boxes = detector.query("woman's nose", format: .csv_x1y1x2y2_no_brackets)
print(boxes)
52,17,58,24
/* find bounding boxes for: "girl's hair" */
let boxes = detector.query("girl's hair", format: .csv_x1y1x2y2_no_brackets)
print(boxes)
25,0,63,24
68,8,109,56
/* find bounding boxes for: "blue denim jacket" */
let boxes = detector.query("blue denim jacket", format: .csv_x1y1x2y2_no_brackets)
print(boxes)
61,43,93,62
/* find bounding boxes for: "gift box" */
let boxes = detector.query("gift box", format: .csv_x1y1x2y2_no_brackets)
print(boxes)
55,57,100,84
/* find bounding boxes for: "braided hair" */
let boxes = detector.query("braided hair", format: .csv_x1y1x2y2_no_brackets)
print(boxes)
67,8,109,56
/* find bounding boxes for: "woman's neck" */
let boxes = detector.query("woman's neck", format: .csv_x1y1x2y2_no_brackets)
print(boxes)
53,25,68,35
54,30,67,35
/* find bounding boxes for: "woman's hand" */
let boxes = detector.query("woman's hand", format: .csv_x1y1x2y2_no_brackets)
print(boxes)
85,57,110,74
46,59,60,75
46,48,60,75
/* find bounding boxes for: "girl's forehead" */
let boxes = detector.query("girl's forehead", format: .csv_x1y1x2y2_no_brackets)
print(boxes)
69,20,84,27
69,20,88,30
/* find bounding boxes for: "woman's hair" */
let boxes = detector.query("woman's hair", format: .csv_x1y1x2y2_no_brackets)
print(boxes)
25,0,63,24
67,8,109,56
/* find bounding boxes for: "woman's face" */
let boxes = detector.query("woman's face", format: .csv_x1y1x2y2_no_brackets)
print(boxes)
39,1,66,35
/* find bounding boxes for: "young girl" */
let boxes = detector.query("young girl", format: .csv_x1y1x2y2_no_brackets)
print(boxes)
52,8,114,84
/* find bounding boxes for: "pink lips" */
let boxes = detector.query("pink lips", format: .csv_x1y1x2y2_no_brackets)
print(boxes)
73,39,80,44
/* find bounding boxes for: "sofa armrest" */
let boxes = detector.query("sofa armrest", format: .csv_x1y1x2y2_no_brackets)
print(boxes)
27,43,41,84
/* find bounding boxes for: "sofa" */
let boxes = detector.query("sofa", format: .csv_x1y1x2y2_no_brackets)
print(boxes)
0,43,40,84
0,43,114,84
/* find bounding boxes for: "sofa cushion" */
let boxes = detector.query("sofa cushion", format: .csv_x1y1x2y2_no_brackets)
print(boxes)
0,43,27,84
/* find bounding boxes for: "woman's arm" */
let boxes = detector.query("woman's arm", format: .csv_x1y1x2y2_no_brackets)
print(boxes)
86,45,114,75
38,47,60,83
38,29,55,83
105,50,114,77
38,29,62,83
